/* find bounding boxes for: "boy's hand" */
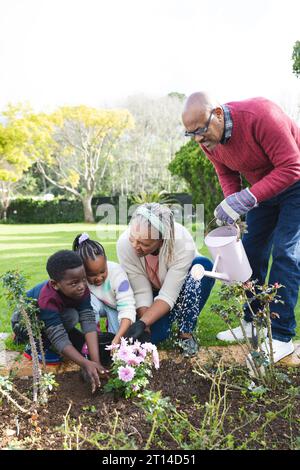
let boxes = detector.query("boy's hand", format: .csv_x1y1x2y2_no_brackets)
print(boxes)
97,362,110,380
82,359,109,393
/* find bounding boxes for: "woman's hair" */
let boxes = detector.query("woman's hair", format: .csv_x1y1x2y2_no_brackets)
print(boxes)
130,203,175,264
72,233,106,262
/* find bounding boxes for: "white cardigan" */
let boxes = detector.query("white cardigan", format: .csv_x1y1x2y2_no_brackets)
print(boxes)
117,223,199,310
88,261,136,324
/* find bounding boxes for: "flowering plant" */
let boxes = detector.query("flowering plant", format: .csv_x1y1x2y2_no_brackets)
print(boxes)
104,338,160,398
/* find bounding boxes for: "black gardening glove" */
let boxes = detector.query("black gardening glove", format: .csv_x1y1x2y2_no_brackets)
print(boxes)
124,320,146,341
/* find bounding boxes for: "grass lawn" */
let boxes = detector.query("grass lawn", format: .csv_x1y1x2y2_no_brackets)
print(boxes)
0,223,299,347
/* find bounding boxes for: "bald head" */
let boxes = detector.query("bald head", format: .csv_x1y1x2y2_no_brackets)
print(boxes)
182,92,224,151
182,92,219,129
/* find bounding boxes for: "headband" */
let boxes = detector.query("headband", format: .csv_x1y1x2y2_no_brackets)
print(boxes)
134,207,165,236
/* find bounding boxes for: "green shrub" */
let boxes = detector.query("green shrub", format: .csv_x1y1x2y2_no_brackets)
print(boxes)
168,140,223,221
6,198,84,224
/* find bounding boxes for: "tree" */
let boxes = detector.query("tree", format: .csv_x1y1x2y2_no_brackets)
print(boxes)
16,163,54,196
292,40,300,78
0,105,38,220
107,94,186,196
36,106,134,222
168,140,223,221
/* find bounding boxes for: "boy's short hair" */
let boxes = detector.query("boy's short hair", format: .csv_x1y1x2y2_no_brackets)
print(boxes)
46,250,83,281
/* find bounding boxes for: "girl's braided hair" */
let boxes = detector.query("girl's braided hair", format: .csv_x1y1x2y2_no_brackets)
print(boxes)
72,233,106,261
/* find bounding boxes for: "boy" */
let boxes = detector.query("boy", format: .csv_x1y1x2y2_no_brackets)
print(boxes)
12,250,110,392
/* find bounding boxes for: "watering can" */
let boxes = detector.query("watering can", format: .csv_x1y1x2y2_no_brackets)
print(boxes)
191,224,252,284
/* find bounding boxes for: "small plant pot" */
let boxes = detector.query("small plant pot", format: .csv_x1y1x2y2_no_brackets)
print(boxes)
98,332,114,367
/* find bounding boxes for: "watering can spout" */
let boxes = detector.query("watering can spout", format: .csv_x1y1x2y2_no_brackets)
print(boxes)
191,261,230,283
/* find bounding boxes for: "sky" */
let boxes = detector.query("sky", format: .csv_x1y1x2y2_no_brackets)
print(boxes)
0,0,299,112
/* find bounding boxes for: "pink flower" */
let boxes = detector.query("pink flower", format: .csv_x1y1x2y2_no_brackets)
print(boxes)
152,348,160,369
135,355,145,365
105,343,120,351
118,366,135,382
141,342,155,353
127,355,141,366
120,337,129,348
132,340,141,352
117,348,133,362
137,347,147,359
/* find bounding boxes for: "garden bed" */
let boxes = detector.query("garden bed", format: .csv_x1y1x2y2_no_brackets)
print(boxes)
1,354,300,450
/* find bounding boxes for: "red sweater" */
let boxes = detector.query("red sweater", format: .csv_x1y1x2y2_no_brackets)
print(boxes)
202,98,300,202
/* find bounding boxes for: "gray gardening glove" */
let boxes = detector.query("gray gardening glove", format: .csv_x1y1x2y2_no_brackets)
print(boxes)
214,188,257,224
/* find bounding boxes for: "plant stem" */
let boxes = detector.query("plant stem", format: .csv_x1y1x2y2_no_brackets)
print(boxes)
265,306,275,370
12,385,32,404
144,418,157,450
226,320,265,382
0,386,31,414
20,304,41,402
37,330,46,372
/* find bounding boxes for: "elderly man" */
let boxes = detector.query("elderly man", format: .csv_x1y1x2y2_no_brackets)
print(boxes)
182,92,300,362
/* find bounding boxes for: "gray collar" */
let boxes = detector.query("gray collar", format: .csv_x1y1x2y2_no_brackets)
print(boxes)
220,104,233,144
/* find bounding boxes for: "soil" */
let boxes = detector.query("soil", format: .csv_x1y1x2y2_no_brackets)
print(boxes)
1,355,300,450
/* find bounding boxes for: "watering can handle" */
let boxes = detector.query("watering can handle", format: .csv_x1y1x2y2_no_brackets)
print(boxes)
205,217,217,235
233,222,241,240
205,218,241,240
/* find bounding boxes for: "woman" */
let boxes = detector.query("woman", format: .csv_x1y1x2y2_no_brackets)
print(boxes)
116,203,214,356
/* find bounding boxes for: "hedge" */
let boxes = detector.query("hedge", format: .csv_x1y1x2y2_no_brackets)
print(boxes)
6,198,84,224
5,194,193,224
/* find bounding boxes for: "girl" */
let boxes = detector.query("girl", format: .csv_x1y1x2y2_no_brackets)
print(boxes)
73,233,137,345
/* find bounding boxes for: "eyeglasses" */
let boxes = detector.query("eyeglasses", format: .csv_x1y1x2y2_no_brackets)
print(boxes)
184,109,215,137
